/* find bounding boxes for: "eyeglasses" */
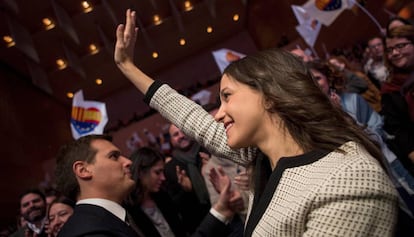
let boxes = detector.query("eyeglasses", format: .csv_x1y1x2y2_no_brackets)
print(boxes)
385,42,413,54
369,43,383,49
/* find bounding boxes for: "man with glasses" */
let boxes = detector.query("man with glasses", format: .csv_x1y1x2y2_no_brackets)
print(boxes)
364,36,389,89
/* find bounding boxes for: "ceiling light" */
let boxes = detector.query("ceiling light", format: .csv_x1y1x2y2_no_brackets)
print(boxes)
153,14,163,25
206,26,213,33
42,18,55,30
152,52,159,58
89,44,99,55
179,38,186,46
82,1,93,13
184,1,194,11
3,35,15,47
67,92,74,98
56,58,67,70
233,14,240,21
95,78,103,85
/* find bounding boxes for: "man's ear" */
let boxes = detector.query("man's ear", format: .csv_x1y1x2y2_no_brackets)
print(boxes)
73,161,92,180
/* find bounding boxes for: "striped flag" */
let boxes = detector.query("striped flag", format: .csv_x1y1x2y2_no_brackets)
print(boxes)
70,90,108,139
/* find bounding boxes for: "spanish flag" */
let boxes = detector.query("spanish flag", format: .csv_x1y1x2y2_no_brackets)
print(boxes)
70,90,108,139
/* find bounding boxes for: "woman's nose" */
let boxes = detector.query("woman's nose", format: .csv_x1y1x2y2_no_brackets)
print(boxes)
214,106,225,122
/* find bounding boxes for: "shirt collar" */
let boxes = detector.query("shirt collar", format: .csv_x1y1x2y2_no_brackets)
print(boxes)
77,198,126,222
26,219,45,234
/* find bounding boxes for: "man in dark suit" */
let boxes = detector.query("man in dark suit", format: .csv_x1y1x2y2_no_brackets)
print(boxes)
54,131,241,237
55,134,144,237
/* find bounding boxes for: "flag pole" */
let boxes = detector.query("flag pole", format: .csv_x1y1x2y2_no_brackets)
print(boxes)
310,46,320,59
350,0,383,34
322,43,330,59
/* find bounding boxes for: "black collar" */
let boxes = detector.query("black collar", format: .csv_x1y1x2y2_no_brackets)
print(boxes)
244,149,330,237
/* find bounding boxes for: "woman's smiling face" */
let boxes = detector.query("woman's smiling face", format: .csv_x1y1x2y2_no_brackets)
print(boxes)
214,74,270,149
386,37,414,69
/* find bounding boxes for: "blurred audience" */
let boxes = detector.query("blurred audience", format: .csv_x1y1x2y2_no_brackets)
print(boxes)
364,36,389,89
329,55,382,112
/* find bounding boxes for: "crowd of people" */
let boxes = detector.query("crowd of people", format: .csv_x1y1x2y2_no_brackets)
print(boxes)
3,9,414,237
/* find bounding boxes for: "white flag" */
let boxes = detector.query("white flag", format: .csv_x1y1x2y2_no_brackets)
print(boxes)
291,5,311,25
291,5,322,47
296,19,322,47
212,48,245,74
345,0,356,9
70,90,108,139
302,0,348,26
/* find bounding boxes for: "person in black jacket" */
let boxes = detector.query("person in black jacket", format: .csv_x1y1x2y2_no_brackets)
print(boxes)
55,135,143,237
10,189,48,237
126,147,188,237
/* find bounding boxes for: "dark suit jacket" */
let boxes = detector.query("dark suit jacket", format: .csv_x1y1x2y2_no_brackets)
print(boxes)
9,226,47,237
163,158,210,233
57,204,140,237
127,191,187,237
191,213,230,237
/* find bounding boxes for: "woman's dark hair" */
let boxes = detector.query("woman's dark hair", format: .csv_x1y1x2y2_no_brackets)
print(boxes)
224,49,383,165
306,59,348,93
127,147,165,205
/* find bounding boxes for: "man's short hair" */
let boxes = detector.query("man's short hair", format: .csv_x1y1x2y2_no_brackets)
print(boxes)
55,134,112,200
18,188,46,207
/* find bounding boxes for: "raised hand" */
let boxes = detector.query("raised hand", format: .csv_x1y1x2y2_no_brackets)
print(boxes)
176,166,192,192
209,166,228,194
114,9,154,94
115,9,138,67
228,189,245,213
210,167,235,219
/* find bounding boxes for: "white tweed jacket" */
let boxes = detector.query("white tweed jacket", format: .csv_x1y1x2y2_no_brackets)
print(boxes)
145,83,398,237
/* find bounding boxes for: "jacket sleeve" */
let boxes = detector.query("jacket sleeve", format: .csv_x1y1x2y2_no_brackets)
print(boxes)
145,82,257,166
191,213,230,237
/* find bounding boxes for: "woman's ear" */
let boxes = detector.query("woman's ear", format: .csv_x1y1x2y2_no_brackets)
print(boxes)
264,98,273,110
73,161,92,180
